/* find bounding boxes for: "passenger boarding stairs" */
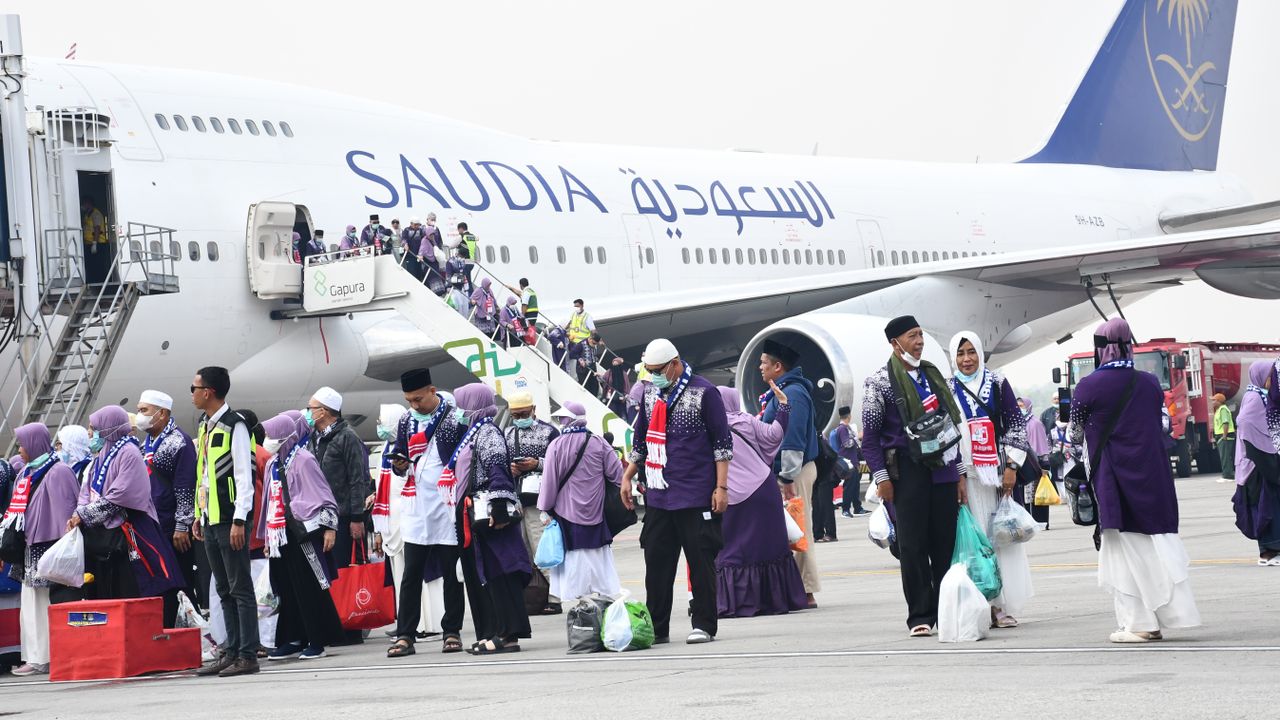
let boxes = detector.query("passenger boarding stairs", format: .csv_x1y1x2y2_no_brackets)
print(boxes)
0,225,180,450
292,251,634,449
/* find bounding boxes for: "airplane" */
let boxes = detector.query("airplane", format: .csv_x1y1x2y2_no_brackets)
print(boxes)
1,0,1277,443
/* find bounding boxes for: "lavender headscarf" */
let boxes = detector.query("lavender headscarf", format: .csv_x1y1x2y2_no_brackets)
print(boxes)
717,385,786,504
1235,361,1275,486
7,456,23,476
557,400,588,428
1020,397,1051,456
255,413,336,538
12,423,80,545
14,423,52,460
455,383,497,421
81,405,157,523
1095,318,1135,366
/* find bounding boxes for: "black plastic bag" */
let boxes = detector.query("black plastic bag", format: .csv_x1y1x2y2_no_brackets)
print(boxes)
566,594,613,654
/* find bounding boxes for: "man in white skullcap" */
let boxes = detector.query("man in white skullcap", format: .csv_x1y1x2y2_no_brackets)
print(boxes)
503,390,560,613
307,386,372,586
622,338,733,644
138,388,202,624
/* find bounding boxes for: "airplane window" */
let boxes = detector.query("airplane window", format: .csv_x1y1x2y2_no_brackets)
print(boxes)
154,114,170,131
695,248,704,264
130,241,143,262
782,251,790,265
708,248,717,265
173,115,188,132
584,247,594,264
529,246,538,264
877,250,885,266
192,116,207,133
597,246,607,263
500,246,510,263
228,118,242,135
556,246,566,264
932,251,940,261
645,248,654,264
910,251,919,263
839,250,846,264
280,121,294,138
790,249,799,265
206,242,220,261
682,248,690,264
485,246,496,263
827,250,835,265
891,251,899,265
721,248,729,265
263,121,277,137
188,241,200,261
210,117,224,134
169,241,180,260
962,251,969,258
771,249,779,264
149,240,162,256
735,249,743,264
245,120,260,136
748,248,756,265
816,250,824,266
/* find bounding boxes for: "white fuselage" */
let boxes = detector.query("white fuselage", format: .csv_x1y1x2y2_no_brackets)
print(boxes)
15,59,1251,430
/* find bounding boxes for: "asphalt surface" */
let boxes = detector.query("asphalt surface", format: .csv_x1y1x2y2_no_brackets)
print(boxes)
2,473,1275,720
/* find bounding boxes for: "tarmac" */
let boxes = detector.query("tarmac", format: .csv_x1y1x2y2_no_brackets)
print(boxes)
2,473,1275,720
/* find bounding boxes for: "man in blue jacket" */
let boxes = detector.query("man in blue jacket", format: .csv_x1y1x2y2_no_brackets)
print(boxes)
759,339,821,608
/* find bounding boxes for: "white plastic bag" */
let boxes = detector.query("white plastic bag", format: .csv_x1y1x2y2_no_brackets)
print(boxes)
601,591,633,653
868,503,895,549
255,562,278,618
36,528,84,587
990,495,1038,546
783,506,804,545
864,480,882,507
175,591,218,656
938,563,990,643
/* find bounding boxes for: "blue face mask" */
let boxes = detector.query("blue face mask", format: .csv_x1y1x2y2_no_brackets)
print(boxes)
57,450,72,465
955,368,981,383
650,373,672,390
513,417,535,429
29,453,50,468
410,408,432,423
376,425,392,441
89,431,104,453
303,409,315,428
454,409,468,425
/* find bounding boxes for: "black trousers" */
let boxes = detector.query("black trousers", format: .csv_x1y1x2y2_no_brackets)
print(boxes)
842,474,865,513
484,570,531,643
812,477,838,540
270,539,344,650
640,506,723,638
192,539,211,609
893,454,958,629
395,542,466,642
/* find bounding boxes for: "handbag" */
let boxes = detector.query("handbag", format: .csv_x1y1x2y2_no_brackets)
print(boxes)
0,525,25,565
1065,371,1137,528
956,379,1044,488
328,540,396,631
886,362,961,466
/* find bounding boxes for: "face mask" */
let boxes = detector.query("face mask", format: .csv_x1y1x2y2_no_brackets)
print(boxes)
893,341,922,369
303,409,316,428
376,425,392,441
135,413,155,431
650,373,672,390
454,409,469,425
513,417,535,429
58,450,72,465
89,431,105,453
262,438,284,454
410,408,432,423
29,453,50,468
955,368,980,383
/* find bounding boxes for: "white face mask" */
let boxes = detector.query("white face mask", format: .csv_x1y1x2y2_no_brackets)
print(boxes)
893,341,922,368
263,438,284,454
135,413,155,431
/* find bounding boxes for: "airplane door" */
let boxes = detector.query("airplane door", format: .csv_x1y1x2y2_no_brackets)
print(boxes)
246,201,311,299
62,66,163,162
622,214,660,291
857,219,883,268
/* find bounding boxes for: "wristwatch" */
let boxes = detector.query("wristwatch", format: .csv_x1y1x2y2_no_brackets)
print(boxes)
232,519,245,527
1005,461,1020,471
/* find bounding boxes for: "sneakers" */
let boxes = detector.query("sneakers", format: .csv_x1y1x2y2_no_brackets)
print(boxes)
841,510,854,518
851,509,872,516
267,643,303,661
11,662,48,677
196,653,236,677
218,656,261,677
299,646,327,660
686,629,714,644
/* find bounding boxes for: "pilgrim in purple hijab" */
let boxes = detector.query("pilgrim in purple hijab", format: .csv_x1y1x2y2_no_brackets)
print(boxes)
77,405,182,598
254,413,339,552
538,401,622,544
10,424,80,547
1230,361,1280,553
713,386,807,617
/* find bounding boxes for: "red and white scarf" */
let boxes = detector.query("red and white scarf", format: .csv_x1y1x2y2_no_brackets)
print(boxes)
953,373,1002,487
263,444,301,558
438,418,492,506
1,474,33,532
644,364,693,491
371,441,394,537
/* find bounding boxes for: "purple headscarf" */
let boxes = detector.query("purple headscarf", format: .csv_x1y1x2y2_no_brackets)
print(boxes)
1235,360,1275,485
1019,398,1051,456
255,413,336,540
7,456,23,476
557,400,587,428
717,385,787,504
455,383,497,421
14,423,52,460
81,405,157,523
1095,318,1134,366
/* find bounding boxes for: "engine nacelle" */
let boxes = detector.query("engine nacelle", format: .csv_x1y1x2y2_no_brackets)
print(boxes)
735,312,953,430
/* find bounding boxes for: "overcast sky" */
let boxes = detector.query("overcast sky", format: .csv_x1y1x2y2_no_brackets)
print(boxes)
10,0,1279,402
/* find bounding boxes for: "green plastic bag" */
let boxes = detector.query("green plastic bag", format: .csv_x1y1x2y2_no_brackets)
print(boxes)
624,602,655,650
952,506,1003,601
601,594,655,651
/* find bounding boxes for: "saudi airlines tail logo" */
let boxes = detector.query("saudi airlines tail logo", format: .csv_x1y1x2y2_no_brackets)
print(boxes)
1144,0,1217,142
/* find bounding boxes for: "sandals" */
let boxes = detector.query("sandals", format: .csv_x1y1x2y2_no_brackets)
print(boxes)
909,625,932,638
442,636,464,654
386,639,416,658
467,637,521,655
1109,630,1163,643
990,609,1019,629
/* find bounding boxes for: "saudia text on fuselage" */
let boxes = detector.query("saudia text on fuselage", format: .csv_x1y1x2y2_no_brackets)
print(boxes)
345,151,836,236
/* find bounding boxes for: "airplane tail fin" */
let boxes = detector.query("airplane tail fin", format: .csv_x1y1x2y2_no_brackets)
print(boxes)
1022,0,1238,171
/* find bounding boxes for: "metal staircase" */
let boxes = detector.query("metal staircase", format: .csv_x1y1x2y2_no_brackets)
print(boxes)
289,252,635,449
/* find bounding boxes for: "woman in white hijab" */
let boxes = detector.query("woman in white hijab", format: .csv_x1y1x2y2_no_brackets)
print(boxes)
948,331,1035,628
54,426,93,486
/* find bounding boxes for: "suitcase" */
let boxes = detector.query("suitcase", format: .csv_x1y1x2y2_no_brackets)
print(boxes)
49,597,200,681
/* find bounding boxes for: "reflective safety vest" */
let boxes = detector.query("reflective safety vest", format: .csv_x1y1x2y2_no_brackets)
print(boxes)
523,288,539,317
196,408,250,526
461,232,478,261
83,208,108,246
567,311,592,343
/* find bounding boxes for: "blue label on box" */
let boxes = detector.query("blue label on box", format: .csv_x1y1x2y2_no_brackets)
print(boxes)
67,612,109,627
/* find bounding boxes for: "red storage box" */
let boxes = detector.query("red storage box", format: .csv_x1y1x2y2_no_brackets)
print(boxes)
49,597,200,681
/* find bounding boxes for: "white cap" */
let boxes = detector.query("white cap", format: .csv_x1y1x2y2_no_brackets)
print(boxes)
506,391,535,410
641,338,679,366
313,386,343,412
409,216,420,224
139,389,173,411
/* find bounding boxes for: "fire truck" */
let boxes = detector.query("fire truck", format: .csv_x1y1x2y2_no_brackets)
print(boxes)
1057,339,1280,477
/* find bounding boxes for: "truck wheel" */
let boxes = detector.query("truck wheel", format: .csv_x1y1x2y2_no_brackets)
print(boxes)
1175,440,1192,478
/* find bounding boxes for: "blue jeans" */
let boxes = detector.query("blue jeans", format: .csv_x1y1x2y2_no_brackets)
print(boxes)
204,522,259,659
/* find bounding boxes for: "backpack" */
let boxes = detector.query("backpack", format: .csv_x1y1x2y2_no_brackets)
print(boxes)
814,432,839,485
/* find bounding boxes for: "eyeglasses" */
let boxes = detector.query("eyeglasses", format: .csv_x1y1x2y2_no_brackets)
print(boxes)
190,385,209,394
306,405,325,412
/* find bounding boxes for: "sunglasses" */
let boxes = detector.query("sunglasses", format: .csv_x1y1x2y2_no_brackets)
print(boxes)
190,385,210,394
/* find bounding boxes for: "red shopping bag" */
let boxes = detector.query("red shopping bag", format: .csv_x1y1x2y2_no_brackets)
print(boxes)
328,543,396,631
